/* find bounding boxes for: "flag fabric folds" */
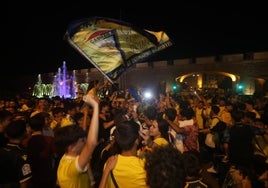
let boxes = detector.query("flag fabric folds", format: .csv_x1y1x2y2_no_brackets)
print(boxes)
65,16,173,83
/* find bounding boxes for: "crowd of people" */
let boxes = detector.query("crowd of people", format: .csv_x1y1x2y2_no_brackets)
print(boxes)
0,79,268,188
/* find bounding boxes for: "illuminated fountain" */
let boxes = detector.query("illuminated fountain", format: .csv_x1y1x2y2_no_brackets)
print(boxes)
32,74,52,98
51,61,77,98
32,61,78,98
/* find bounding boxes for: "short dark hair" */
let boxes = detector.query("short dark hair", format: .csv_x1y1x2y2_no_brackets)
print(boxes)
245,100,254,106
182,150,202,178
5,120,26,139
54,124,87,152
180,108,195,120
0,109,13,122
143,105,157,120
114,120,140,151
165,108,177,122
144,145,185,188
29,113,45,131
231,110,245,122
211,105,220,115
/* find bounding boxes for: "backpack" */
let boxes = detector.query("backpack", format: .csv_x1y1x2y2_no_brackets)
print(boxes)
210,117,227,149
211,117,227,133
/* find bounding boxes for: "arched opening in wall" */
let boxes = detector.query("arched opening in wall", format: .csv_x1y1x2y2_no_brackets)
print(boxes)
176,71,238,93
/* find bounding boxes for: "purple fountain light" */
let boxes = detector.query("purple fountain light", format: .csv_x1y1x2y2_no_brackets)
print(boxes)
32,61,78,98
52,61,76,98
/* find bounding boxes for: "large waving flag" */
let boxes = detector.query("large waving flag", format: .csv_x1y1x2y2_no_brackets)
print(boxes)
65,16,173,83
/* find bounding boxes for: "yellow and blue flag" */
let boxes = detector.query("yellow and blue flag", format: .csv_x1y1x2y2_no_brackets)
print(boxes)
65,16,173,82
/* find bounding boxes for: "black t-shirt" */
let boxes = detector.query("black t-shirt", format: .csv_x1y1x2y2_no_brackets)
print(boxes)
98,116,114,143
0,143,32,187
229,123,254,166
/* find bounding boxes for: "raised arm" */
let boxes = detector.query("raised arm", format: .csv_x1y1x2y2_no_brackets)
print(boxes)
165,118,184,134
78,94,99,169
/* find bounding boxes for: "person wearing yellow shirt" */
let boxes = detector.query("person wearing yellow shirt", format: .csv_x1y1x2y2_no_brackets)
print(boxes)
99,120,148,188
54,94,99,188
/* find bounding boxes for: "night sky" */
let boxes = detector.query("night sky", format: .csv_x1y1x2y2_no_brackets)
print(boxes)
4,3,268,94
